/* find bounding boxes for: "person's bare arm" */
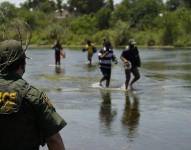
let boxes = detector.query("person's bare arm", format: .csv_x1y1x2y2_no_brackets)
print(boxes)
47,133,65,150
120,56,128,63
99,51,109,58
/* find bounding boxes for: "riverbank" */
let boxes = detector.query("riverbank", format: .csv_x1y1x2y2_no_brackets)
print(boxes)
29,44,191,50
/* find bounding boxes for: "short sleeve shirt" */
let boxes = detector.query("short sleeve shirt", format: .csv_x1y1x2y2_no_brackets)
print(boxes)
53,43,62,52
121,47,140,68
25,86,67,139
0,73,66,149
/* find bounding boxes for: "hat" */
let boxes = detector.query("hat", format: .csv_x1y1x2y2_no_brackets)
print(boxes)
0,40,28,71
129,39,136,45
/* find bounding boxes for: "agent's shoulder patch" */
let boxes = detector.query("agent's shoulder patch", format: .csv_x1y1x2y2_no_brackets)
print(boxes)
40,92,53,108
0,85,22,114
25,86,54,109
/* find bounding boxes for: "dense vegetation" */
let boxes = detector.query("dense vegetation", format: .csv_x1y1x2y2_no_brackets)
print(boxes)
0,0,191,47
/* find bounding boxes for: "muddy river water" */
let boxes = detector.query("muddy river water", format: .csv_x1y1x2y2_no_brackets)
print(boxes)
25,48,191,150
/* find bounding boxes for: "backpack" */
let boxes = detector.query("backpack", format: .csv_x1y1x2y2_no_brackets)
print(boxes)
93,47,97,53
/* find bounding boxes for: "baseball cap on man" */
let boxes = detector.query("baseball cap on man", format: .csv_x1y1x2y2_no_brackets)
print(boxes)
0,40,29,72
128,39,136,45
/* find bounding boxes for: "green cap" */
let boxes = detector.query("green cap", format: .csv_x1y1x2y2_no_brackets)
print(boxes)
0,40,26,71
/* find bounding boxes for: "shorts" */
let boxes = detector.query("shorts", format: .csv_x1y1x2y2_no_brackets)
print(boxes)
87,52,93,61
100,68,111,78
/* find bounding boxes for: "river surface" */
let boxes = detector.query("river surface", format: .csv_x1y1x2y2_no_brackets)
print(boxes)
25,48,191,150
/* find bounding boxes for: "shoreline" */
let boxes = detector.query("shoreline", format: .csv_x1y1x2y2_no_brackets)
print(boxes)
29,44,191,49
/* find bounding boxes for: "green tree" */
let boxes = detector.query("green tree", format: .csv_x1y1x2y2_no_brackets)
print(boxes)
22,0,55,13
0,2,17,20
96,7,112,29
0,2,18,40
47,24,64,40
161,12,180,45
56,0,63,15
166,0,191,10
22,0,41,9
113,20,131,45
67,0,105,14
178,8,191,34
106,0,114,11
121,0,139,9
70,15,97,34
38,1,55,13
166,0,183,11
17,9,34,29
128,0,163,29
183,0,191,8
111,4,129,22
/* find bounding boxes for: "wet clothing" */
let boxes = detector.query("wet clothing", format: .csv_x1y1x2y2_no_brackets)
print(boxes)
52,43,63,65
87,47,93,61
98,49,117,69
125,67,140,81
0,72,66,150
86,44,96,61
98,48,117,87
121,46,141,89
86,44,94,55
100,68,111,81
121,46,141,69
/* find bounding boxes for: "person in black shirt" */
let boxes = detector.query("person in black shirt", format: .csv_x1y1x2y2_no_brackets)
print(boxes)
120,39,141,90
52,40,65,66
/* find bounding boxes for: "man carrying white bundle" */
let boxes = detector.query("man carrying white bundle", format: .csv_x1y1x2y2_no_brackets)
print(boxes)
120,39,141,90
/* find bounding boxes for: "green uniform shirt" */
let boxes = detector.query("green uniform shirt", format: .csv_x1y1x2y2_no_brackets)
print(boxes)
0,72,66,150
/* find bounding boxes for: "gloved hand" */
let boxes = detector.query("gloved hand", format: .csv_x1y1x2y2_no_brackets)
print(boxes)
82,48,87,52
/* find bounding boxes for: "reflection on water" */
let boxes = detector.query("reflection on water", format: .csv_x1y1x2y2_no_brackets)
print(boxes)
99,90,117,128
55,66,65,74
99,90,140,139
82,63,98,72
122,92,140,139
143,50,191,82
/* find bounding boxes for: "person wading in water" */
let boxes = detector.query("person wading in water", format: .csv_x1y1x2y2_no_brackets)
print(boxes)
52,40,65,66
82,40,97,66
98,42,117,87
120,39,141,90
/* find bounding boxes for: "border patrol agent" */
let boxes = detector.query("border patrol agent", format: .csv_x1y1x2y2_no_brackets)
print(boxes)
0,40,66,150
